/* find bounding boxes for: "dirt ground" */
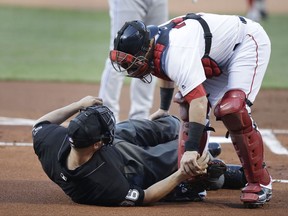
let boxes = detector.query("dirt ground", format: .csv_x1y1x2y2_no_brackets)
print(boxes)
0,0,288,216
0,81,288,216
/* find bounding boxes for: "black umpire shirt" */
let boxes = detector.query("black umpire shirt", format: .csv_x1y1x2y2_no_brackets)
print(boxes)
32,116,179,206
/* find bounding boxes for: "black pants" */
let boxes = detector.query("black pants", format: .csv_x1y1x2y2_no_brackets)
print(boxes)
114,115,180,188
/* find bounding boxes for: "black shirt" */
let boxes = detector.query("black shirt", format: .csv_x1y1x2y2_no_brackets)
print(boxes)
32,116,179,206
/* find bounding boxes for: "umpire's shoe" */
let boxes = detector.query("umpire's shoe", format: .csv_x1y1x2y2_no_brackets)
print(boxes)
163,182,207,202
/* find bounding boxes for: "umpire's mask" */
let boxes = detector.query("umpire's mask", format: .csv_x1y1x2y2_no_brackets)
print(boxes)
68,105,116,148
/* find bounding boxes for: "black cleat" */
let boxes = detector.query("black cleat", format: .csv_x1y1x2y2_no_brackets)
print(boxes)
163,182,207,202
208,142,221,158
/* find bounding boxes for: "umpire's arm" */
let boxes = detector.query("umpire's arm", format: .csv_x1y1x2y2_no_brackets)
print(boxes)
33,96,102,127
143,169,187,204
143,151,209,204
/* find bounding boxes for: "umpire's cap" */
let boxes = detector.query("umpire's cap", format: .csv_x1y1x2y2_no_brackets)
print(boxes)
67,105,116,148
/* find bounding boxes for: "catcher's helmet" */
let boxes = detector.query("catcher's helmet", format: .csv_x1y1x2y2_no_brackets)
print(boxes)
110,21,159,83
68,105,116,148
114,20,158,56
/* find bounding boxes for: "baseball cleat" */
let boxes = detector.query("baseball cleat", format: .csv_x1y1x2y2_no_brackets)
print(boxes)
241,178,272,208
163,182,207,202
208,142,221,158
222,164,247,189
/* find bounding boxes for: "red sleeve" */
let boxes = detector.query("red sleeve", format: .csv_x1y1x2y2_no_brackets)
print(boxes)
184,84,206,103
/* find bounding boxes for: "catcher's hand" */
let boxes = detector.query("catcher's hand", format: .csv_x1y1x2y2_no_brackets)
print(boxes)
149,109,169,120
197,151,210,171
180,151,209,177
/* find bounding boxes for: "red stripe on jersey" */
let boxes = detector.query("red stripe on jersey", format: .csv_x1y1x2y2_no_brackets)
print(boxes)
184,84,206,103
247,34,259,98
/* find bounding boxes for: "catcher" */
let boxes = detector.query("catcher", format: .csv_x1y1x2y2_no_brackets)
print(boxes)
110,12,272,208
32,96,245,206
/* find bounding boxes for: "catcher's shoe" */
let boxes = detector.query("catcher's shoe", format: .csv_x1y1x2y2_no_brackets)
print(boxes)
240,178,272,208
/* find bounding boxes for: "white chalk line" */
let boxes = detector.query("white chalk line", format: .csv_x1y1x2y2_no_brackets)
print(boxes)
272,179,288,183
0,117,288,155
1,117,288,184
0,141,32,146
0,117,35,126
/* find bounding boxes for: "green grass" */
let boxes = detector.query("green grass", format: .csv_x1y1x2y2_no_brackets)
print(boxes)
261,16,288,88
0,6,287,88
0,6,110,83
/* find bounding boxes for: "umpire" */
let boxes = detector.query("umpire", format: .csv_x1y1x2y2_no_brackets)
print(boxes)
32,96,210,206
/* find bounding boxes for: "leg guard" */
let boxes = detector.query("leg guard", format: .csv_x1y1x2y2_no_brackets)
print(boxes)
214,89,270,185
174,92,208,168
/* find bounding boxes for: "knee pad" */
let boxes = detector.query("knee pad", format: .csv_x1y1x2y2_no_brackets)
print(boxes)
214,90,253,133
214,89,270,184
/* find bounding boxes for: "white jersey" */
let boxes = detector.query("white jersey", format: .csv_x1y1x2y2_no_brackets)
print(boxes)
158,13,270,106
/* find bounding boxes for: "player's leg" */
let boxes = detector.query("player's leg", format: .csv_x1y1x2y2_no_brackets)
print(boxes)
99,59,124,122
173,91,211,167
246,0,268,22
214,20,272,207
129,0,169,119
129,78,156,119
99,0,149,122
173,92,228,201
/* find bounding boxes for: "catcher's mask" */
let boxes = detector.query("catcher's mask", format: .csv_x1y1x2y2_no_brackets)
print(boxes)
110,20,159,83
68,105,116,148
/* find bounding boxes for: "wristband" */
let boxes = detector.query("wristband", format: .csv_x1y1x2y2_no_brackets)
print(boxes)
184,122,205,152
160,87,174,111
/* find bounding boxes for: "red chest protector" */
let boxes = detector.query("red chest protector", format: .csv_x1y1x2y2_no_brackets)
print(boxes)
153,13,222,80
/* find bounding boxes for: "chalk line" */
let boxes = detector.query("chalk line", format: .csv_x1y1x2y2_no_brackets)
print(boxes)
0,117,287,155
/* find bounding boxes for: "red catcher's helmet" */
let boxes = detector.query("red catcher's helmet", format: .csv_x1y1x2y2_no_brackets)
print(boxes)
110,20,159,83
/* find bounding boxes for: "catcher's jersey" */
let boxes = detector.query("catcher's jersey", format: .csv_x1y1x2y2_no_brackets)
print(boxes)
157,13,270,105
32,116,179,206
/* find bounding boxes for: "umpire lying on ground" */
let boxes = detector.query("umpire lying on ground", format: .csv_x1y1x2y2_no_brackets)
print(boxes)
32,96,244,206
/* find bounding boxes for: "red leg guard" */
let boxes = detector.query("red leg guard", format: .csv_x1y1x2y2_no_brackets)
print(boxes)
177,121,189,168
177,122,208,168
174,92,208,168
214,90,270,185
